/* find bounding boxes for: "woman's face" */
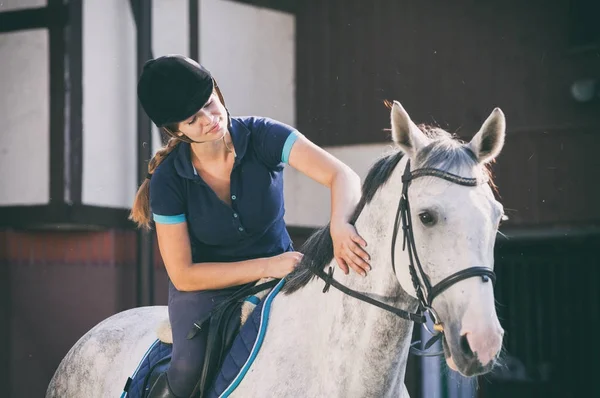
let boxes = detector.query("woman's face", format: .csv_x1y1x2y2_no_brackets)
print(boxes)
176,92,228,142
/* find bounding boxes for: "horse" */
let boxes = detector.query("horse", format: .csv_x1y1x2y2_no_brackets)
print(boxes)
47,101,506,398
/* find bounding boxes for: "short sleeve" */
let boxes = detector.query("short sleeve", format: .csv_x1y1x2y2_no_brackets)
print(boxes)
249,117,302,168
149,168,187,225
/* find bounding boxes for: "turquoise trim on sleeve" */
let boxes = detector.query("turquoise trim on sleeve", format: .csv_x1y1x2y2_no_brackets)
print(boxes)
153,214,186,224
281,131,300,164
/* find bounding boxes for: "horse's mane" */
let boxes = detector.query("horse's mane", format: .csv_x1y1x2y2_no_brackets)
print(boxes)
282,126,495,295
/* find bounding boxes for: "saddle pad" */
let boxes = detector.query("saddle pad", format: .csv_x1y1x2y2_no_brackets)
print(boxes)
120,339,172,398
208,278,285,398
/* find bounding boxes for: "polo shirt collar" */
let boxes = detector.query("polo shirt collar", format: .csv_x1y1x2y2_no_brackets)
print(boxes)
173,117,250,180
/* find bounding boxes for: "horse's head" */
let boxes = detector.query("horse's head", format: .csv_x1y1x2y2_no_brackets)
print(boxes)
390,101,505,377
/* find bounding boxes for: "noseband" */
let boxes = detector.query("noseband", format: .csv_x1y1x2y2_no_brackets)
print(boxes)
310,159,496,356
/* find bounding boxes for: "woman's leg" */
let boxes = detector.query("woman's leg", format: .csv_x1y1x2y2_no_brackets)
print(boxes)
165,282,239,398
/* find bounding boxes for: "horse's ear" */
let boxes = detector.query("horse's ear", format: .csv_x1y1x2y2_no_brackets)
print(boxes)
391,101,430,157
468,108,506,164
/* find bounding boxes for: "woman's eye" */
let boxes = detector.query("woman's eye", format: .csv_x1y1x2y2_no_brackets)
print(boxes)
418,212,436,226
188,116,196,125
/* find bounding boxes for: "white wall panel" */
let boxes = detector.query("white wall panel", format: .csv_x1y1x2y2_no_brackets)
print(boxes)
82,0,137,208
151,0,190,155
0,29,49,205
200,0,295,127
0,0,45,12
283,143,397,227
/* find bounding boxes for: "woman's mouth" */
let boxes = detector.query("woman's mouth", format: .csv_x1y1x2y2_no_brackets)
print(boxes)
206,121,219,134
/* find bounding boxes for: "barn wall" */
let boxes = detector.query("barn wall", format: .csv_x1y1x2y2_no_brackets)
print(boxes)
292,0,600,229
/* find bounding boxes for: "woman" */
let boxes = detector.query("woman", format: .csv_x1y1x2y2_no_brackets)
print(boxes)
131,54,371,398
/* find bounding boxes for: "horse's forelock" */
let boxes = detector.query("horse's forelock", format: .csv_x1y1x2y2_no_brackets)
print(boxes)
416,125,496,188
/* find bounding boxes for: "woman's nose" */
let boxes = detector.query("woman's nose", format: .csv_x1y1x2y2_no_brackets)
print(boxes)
197,110,212,125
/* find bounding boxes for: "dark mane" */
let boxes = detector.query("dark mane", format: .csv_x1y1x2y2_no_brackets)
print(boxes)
282,127,495,295
282,151,404,294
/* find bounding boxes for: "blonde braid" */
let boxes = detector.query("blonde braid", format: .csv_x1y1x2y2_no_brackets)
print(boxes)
129,137,181,229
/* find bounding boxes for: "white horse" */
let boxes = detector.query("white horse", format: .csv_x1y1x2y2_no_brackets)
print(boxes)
47,101,506,398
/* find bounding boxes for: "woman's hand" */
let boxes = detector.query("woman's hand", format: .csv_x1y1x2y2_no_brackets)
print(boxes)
265,251,304,278
330,222,370,276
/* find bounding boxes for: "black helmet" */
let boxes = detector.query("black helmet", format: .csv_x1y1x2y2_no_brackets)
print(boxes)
137,54,215,128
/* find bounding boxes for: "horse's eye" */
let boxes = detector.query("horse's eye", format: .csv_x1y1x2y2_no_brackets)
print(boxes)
419,212,436,226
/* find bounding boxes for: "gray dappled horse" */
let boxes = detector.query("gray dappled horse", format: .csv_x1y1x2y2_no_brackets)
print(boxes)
47,101,506,397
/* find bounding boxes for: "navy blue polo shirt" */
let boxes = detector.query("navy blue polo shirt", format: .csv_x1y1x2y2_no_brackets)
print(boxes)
149,116,301,264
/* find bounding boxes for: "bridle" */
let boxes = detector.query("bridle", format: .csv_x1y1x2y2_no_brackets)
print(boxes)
309,159,496,356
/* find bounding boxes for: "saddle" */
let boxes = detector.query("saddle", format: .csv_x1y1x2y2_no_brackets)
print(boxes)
185,279,279,398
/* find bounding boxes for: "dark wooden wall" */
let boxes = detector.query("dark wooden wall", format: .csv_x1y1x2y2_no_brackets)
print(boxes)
478,235,600,398
296,0,600,229
0,230,170,398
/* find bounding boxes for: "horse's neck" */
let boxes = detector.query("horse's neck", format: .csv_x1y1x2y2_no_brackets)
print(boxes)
287,272,414,396
297,163,417,395
342,168,419,393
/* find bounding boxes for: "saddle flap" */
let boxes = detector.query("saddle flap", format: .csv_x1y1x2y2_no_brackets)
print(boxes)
194,299,243,398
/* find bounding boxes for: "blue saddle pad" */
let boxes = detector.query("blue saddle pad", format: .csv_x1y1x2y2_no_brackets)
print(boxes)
207,278,285,398
120,278,285,398
120,339,172,398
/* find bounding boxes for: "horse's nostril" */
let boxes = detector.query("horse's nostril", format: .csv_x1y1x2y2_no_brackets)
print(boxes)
460,334,474,358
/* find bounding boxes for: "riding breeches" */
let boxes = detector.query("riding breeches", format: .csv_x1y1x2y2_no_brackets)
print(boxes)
166,281,241,398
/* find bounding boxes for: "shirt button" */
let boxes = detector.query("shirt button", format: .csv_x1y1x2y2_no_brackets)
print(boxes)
238,227,244,232
231,195,237,200
233,213,238,218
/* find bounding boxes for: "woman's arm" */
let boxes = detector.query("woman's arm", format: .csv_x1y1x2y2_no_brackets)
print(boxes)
156,222,302,291
288,135,371,276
